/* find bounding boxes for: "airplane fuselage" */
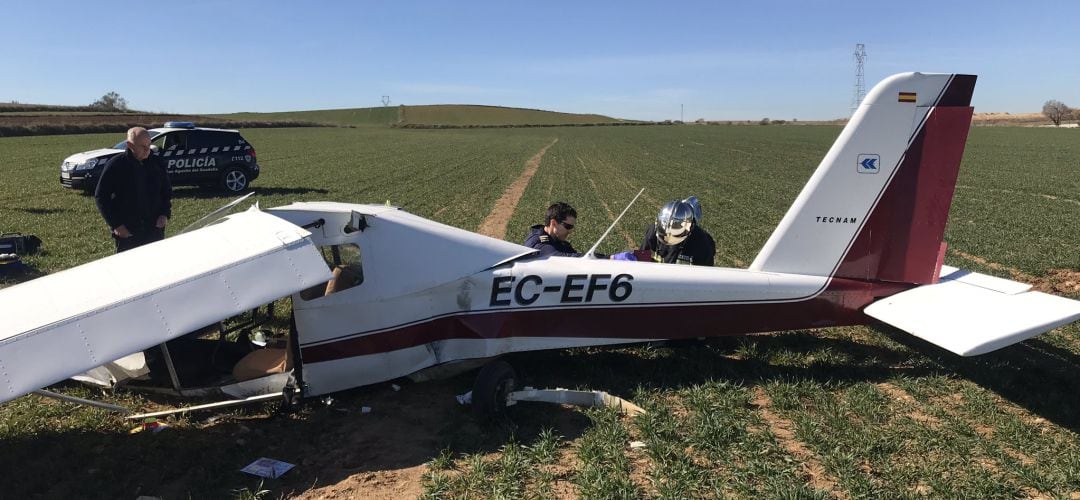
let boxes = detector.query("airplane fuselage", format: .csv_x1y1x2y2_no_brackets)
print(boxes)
292,253,909,397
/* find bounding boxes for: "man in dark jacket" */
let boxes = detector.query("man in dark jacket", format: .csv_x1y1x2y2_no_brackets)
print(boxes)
524,202,583,257
641,198,715,266
95,127,172,253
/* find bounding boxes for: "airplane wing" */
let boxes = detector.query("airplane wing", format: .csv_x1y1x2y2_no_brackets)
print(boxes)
0,208,332,404
864,265,1080,356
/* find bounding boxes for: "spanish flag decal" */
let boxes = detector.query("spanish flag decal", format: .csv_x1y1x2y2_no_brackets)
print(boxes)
898,92,917,103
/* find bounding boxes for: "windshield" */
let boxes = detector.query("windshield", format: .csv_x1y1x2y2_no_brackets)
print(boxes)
111,130,162,149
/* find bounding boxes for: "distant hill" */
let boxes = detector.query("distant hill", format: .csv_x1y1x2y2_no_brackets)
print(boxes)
210,104,626,127
0,102,321,137
0,102,137,114
0,102,631,137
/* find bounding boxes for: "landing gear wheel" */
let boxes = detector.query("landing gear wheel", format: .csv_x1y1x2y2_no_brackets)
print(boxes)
471,360,516,420
277,383,301,415
221,166,249,193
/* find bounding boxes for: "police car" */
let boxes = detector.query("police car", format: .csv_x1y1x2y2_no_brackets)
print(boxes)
59,122,260,193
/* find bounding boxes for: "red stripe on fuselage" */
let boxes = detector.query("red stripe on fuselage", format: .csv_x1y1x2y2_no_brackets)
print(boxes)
299,278,913,363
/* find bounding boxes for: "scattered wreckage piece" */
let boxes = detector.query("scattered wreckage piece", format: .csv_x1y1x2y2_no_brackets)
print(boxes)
509,388,646,416
125,392,285,421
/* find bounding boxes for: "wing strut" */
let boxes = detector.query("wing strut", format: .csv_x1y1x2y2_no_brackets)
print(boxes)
584,188,645,258
179,192,256,234
32,389,131,414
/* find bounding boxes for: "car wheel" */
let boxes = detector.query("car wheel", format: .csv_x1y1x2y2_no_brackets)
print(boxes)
221,166,249,192
471,359,516,420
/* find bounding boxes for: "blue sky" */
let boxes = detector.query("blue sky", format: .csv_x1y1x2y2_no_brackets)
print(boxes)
3,1,1077,120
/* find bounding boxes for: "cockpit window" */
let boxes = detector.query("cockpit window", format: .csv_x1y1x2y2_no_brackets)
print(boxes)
298,243,364,300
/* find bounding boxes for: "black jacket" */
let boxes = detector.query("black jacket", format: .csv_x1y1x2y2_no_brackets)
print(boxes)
95,149,172,233
640,224,715,266
523,224,582,257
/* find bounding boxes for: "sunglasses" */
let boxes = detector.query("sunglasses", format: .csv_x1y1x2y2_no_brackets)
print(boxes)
559,220,575,230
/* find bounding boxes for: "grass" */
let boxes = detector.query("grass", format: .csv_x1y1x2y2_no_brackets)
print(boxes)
0,124,1077,498
420,429,566,499
574,408,640,498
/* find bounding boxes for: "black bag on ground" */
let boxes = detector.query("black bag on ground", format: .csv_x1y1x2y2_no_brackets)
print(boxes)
0,233,41,255
0,253,25,275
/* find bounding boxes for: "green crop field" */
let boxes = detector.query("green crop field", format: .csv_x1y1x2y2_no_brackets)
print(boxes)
0,125,1077,499
211,104,624,127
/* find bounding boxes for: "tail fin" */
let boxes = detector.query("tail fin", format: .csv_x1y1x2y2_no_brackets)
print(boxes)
749,72,976,284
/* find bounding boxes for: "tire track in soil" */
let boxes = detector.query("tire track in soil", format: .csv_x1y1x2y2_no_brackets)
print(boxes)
948,249,1080,295
956,185,1080,206
586,151,660,230
591,155,661,208
623,414,659,498
577,157,636,248
751,387,848,499
476,138,559,239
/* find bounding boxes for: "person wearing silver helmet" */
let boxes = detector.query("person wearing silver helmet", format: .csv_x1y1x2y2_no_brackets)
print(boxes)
640,196,715,266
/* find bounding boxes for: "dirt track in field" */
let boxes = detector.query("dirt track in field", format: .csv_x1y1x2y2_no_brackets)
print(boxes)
476,139,559,239
293,139,563,499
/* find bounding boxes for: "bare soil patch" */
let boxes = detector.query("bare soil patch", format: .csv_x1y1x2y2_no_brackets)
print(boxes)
546,448,583,499
875,383,940,427
949,250,1080,295
1044,269,1080,295
287,380,464,499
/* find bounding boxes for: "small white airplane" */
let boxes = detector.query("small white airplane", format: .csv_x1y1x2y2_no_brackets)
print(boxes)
2,72,1078,418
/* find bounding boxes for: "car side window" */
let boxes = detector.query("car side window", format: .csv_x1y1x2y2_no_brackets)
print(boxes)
213,132,239,148
186,130,208,149
164,131,188,151
151,133,168,151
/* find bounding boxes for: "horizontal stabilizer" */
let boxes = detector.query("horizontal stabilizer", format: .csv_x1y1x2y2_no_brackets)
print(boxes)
864,266,1080,356
0,208,332,404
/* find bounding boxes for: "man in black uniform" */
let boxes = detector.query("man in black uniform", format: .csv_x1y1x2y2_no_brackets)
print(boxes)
524,202,584,257
95,127,172,253
641,197,715,266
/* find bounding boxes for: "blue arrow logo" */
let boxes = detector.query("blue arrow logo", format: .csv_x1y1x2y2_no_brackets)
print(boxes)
857,154,880,174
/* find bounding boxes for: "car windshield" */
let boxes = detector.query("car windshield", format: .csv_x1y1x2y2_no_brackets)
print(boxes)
111,130,161,149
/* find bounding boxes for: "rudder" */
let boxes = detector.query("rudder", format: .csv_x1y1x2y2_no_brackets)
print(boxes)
750,72,976,285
